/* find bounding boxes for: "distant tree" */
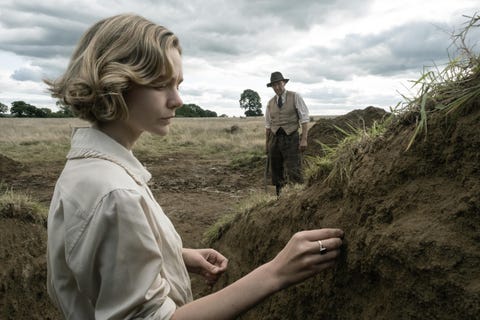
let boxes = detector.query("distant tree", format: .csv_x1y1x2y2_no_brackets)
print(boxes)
10,101,38,117
0,102,8,116
176,104,217,117
239,89,263,117
39,108,52,117
9,101,54,117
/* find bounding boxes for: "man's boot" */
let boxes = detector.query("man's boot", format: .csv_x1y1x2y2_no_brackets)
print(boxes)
276,184,282,197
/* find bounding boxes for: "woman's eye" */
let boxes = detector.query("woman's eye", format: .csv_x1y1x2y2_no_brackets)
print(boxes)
154,84,168,90
154,79,181,91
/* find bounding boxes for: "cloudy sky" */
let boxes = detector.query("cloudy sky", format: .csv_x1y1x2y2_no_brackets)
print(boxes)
0,0,478,116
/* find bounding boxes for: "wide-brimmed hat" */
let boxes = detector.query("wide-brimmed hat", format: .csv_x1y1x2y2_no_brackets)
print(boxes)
266,71,289,87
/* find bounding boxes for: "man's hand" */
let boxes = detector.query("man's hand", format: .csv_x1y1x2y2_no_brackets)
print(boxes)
265,128,272,154
182,248,228,286
299,139,307,152
300,123,308,152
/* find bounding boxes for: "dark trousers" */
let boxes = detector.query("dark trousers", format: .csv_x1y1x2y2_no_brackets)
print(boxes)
269,130,303,188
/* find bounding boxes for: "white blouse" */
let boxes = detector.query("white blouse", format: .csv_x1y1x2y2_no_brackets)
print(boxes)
47,127,192,319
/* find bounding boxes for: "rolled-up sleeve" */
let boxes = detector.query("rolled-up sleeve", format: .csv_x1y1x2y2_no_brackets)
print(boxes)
265,106,272,129
68,189,176,319
294,93,310,124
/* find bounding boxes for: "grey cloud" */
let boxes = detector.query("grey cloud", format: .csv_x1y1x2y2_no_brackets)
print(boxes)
239,0,374,30
33,58,69,79
0,7,91,59
307,87,351,102
175,0,375,58
2,44,75,58
184,32,250,56
360,22,451,74
0,0,375,62
292,21,454,83
2,1,101,25
10,66,44,81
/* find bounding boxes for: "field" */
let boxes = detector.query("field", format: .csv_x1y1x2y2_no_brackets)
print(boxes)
0,116,296,226
0,116,273,246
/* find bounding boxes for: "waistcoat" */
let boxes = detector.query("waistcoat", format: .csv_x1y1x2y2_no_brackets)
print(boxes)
267,90,299,135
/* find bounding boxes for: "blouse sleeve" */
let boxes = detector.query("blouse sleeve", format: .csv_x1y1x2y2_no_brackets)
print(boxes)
67,189,176,319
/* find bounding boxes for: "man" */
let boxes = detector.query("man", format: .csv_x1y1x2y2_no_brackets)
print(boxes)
265,71,309,196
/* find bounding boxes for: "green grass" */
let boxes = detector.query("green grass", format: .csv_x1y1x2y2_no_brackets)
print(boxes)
304,118,390,187
0,186,48,225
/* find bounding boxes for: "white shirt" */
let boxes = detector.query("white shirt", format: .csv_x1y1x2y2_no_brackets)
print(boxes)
265,90,310,129
47,127,192,319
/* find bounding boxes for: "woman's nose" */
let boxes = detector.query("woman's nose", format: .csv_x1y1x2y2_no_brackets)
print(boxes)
169,89,183,109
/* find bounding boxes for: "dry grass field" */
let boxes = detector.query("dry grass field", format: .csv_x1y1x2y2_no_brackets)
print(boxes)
0,116,267,162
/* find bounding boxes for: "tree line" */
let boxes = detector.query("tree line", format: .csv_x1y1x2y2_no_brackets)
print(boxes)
0,89,263,118
0,101,74,118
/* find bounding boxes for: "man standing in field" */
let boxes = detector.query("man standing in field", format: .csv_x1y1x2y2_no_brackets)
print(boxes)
265,71,310,196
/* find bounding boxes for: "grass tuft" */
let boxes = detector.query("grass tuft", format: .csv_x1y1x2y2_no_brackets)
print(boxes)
0,186,48,225
398,14,480,150
305,119,389,187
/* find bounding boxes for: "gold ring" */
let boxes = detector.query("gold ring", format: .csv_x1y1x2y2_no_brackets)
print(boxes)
318,240,327,255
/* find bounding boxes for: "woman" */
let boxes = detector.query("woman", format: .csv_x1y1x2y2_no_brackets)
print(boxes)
46,14,344,319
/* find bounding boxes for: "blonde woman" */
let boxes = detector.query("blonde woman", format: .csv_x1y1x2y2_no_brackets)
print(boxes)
46,14,344,319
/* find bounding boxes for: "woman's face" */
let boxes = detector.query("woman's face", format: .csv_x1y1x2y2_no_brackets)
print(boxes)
123,49,183,137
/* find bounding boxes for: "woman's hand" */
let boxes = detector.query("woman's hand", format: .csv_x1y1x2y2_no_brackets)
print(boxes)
267,228,344,290
182,248,228,286
173,230,343,319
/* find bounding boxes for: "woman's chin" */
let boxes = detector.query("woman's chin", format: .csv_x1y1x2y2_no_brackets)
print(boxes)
150,126,170,136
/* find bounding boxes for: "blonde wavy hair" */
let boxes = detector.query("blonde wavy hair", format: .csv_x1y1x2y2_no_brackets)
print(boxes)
45,14,182,123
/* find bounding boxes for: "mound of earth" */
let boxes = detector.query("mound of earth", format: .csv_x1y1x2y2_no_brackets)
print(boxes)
0,207,61,319
306,106,389,157
209,104,480,319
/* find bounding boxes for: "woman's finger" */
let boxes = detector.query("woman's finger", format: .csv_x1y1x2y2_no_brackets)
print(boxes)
308,237,343,255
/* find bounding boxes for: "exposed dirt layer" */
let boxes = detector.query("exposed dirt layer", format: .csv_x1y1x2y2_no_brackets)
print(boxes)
306,106,389,157
210,105,480,319
1,105,479,319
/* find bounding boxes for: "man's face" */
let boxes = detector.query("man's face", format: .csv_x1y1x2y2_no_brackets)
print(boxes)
271,81,285,96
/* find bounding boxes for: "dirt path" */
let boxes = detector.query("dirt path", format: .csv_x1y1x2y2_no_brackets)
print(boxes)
142,152,264,247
